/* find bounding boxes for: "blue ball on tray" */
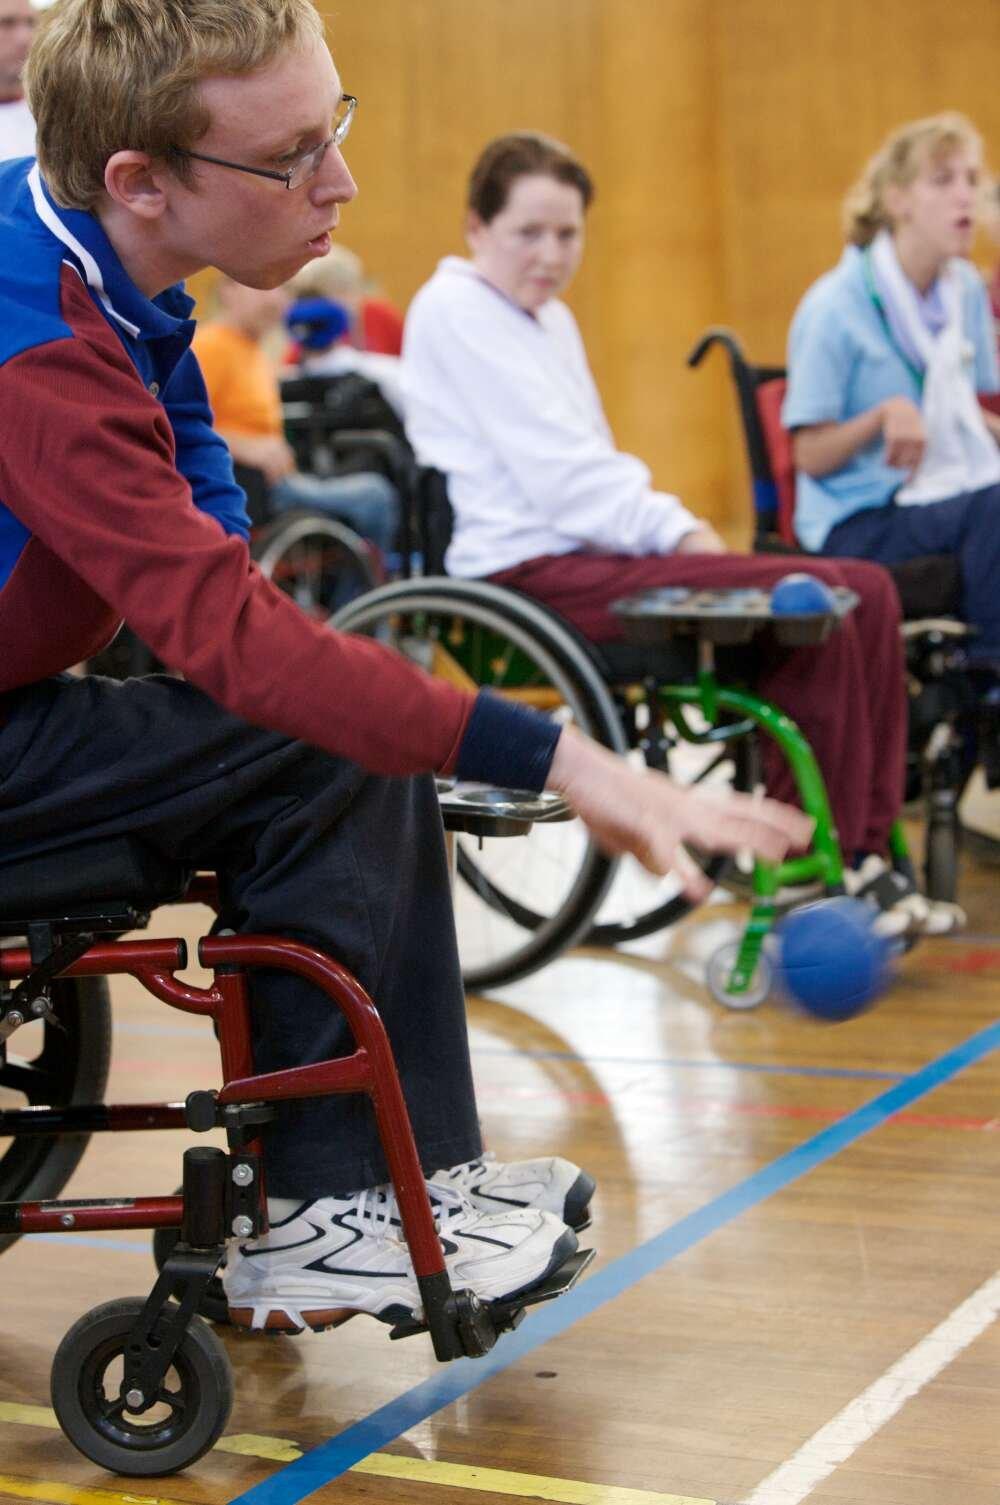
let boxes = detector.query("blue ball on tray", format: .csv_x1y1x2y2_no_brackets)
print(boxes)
775,896,893,1022
770,572,837,616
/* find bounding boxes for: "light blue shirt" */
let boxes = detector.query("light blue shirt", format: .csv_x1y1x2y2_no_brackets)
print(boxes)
783,246,1000,550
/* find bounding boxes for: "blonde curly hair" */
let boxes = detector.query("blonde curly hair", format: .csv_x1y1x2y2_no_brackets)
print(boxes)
842,112,982,247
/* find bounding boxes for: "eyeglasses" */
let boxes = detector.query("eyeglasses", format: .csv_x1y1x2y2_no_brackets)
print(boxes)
172,93,356,191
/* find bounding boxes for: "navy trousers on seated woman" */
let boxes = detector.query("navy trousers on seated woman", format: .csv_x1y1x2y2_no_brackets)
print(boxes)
822,483,1000,664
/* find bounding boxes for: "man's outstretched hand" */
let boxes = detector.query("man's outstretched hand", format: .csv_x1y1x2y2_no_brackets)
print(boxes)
546,727,814,901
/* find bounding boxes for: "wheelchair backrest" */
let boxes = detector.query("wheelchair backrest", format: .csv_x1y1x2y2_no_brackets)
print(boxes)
412,468,454,576
754,378,796,545
686,327,788,548
280,371,410,477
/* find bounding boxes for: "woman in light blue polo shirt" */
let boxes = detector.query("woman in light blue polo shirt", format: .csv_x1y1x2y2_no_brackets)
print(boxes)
783,113,1000,663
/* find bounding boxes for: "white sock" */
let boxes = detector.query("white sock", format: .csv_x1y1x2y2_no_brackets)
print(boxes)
267,1197,306,1221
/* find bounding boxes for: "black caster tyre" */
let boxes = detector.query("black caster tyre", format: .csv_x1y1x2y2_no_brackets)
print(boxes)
152,1205,231,1326
924,820,959,904
51,1296,233,1476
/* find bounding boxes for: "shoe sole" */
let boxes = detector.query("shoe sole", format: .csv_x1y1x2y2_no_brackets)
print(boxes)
227,1228,580,1334
564,1171,596,1232
228,1304,358,1335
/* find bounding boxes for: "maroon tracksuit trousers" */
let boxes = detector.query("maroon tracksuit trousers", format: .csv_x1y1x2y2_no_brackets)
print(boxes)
490,552,906,858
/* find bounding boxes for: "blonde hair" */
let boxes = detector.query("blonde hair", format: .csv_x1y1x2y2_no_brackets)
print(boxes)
287,243,365,306
24,0,325,210
843,112,982,247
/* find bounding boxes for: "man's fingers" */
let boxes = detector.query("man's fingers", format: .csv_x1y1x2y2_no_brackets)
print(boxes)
754,798,814,849
694,793,813,860
669,841,712,900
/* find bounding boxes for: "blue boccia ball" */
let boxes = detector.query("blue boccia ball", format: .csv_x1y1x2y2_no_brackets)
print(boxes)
775,897,893,1022
771,572,837,615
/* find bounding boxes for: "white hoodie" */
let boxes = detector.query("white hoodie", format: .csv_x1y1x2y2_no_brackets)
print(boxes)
403,257,698,577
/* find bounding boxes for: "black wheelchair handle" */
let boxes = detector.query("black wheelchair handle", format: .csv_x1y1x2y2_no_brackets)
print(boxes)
686,326,747,371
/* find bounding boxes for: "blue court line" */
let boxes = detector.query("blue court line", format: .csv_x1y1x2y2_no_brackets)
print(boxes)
25,1233,150,1254
229,1016,1000,1505
472,1045,903,1081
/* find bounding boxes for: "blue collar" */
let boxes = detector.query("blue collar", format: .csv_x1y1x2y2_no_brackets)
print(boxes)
27,163,195,341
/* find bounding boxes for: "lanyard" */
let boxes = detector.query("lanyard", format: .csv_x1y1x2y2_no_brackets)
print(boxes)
861,248,925,394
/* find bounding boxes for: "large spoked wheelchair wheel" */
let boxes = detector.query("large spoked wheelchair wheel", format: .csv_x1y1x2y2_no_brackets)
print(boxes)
333,578,627,988
0,976,112,1254
51,1296,233,1476
252,509,378,620
586,723,760,947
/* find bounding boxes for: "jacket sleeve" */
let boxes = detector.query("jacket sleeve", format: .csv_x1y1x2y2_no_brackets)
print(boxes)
163,345,252,541
405,285,699,556
0,312,555,789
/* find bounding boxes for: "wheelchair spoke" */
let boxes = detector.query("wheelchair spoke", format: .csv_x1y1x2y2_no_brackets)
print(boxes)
690,747,731,784
101,1394,128,1423
0,1054,57,1104
159,1384,186,1416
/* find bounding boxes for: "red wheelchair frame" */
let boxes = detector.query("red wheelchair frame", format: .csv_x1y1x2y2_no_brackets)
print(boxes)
0,797,590,1477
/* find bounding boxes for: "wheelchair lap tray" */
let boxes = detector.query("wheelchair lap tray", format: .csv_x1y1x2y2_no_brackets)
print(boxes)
611,586,859,648
436,780,571,837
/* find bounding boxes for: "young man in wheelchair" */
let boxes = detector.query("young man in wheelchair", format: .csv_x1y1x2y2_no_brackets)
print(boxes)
0,0,808,1334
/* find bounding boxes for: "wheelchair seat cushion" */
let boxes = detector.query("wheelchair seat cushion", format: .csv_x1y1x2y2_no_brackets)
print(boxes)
0,835,191,923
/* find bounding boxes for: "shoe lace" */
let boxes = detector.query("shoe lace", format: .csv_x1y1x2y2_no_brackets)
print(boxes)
435,1152,496,1190
353,1184,399,1241
353,1179,474,1243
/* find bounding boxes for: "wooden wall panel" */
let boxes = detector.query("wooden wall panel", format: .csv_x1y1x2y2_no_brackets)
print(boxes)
316,0,730,523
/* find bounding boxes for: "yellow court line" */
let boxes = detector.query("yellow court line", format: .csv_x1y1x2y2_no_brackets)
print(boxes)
353,1454,717,1505
0,1405,714,1505
0,1476,186,1505
0,1404,300,1463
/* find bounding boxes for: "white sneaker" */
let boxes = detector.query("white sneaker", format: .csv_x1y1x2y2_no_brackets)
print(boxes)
223,1181,576,1333
432,1152,595,1231
844,855,965,939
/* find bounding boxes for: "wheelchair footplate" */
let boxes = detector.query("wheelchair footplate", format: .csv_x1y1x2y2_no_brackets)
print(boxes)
392,1245,596,1359
611,585,858,647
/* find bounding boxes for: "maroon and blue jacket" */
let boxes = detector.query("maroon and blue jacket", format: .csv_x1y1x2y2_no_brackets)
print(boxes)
0,160,558,788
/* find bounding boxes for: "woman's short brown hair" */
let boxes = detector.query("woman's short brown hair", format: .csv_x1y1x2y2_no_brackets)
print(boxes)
467,131,594,223
24,0,325,211
842,111,982,247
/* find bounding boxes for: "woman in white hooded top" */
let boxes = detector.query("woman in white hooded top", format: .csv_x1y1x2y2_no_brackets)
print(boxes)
403,130,960,936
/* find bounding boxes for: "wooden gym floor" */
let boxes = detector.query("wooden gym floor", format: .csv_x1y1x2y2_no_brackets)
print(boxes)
0,830,998,1505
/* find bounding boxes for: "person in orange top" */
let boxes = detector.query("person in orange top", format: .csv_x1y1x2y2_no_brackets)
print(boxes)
195,275,400,555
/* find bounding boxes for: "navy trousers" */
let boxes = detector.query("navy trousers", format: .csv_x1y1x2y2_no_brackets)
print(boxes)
822,483,1000,662
0,673,482,1196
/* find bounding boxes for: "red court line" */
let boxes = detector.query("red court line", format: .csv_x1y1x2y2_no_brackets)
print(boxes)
923,947,1000,974
476,1084,1000,1131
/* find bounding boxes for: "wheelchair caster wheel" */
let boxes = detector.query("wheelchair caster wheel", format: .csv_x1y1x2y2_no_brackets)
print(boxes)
706,939,773,1010
152,1194,231,1325
51,1296,233,1476
924,821,959,904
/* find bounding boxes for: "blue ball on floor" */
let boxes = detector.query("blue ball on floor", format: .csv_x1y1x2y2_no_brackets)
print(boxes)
771,572,837,615
775,897,893,1022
